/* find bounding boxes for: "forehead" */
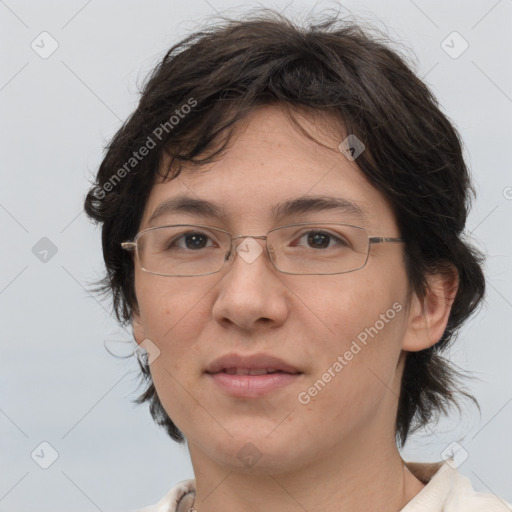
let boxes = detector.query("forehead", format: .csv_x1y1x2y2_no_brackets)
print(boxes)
140,105,397,233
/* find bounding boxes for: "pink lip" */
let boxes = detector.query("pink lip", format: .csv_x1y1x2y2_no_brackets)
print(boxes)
205,353,300,374
205,353,302,398
208,372,301,397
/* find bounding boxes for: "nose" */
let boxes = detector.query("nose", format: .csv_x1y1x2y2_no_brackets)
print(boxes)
211,236,290,332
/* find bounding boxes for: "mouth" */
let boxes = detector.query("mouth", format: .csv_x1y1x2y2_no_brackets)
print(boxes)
205,353,303,397
220,368,297,375
205,352,301,374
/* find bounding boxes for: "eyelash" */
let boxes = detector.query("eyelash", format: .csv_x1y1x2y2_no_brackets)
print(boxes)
168,229,350,251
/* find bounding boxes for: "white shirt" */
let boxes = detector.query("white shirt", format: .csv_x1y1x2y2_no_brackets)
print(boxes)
136,460,511,511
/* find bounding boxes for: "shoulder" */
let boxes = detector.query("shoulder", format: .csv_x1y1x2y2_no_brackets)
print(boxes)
403,460,511,511
445,466,511,512
133,479,195,512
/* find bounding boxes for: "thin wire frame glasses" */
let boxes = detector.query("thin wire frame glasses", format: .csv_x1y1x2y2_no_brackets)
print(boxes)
121,223,404,277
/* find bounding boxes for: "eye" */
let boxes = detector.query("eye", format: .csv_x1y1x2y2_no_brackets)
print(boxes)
295,230,351,250
168,231,216,250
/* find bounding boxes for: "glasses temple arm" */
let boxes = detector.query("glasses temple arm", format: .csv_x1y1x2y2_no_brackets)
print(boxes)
368,237,405,245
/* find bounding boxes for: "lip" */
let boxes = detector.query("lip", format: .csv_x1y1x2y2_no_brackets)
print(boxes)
205,353,301,375
205,353,302,398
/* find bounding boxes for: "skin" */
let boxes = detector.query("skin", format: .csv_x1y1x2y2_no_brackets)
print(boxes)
132,105,456,512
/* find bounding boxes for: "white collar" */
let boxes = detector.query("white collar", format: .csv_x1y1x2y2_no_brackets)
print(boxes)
137,460,510,512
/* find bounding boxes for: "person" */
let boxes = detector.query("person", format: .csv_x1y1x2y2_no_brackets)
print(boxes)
84,10,511,512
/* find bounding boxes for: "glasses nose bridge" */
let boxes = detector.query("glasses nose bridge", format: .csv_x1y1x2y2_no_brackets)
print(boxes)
226,233,276,269
231,234,267,241
229,233,270,252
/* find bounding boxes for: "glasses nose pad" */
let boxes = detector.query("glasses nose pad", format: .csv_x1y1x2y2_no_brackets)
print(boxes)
268,244,276,263
224,241,234,262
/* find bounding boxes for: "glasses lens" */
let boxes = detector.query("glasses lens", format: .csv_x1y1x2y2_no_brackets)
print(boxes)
268,223,370,275
137,225,230,276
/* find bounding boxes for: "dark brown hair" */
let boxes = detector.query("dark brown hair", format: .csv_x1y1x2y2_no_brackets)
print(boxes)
84,10,485,447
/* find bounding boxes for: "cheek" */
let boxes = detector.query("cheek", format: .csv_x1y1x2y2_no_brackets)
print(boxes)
134,276,214,406
138,280,212,432
136,275,213,341
331,273,408,368
293,270,405,341
292,273,408,406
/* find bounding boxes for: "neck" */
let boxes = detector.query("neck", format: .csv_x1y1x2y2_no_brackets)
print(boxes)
187,429,425,512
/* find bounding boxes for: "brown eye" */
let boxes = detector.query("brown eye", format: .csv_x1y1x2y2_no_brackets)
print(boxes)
182,232,210,250
165,231,215,251
295,230,350,250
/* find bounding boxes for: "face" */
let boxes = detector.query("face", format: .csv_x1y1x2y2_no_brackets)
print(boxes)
132,105,415,474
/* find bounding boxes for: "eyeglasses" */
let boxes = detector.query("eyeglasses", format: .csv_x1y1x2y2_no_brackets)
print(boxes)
121,223,404,277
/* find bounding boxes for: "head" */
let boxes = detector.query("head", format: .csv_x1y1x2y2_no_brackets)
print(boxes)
84,11,484,463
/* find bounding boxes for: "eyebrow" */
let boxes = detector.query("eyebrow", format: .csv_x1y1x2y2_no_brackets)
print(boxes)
148,194,368,225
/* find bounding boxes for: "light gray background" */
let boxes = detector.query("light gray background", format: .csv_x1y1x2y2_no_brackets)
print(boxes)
1,1,511,511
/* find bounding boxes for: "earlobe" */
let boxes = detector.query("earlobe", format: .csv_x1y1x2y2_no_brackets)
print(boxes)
402,267,458,352
132,311,146,345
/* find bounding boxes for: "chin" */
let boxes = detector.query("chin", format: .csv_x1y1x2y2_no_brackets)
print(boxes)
192,423,310,475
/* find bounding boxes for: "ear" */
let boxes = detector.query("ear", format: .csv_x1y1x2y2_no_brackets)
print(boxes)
402,265,459,352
